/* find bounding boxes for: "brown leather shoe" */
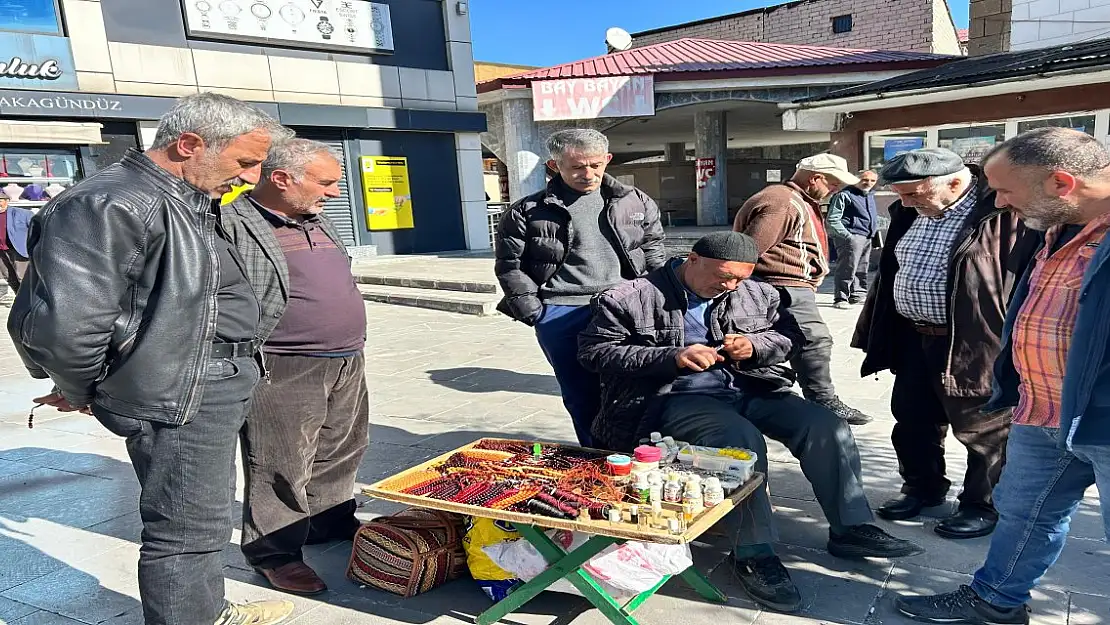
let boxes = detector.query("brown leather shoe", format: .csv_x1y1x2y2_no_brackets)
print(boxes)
256,561,327,596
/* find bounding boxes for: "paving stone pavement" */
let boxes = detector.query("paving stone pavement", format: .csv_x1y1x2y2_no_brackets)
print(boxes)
0,289,1105,625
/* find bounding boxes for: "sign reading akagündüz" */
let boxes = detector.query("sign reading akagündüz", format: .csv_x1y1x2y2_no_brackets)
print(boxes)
0,56,63,80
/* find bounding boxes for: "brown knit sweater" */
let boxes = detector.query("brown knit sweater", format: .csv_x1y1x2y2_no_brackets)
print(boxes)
732,182,829,289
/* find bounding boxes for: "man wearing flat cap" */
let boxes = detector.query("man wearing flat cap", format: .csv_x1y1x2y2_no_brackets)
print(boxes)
733,153,872,426
579,231,924,614
853,147,1026,539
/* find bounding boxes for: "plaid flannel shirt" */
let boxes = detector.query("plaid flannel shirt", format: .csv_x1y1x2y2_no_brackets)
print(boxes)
1013,212,1110,427
891,184,978,325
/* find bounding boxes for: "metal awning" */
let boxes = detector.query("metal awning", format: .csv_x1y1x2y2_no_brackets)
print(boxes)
0,119,104,144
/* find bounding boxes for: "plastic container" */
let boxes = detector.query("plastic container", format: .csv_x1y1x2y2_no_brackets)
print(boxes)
632,472,651,503
649,432,663,444
634,445,663,463
663,473,683,503
682,481,704,515
606,454,632,476
703,477,725,508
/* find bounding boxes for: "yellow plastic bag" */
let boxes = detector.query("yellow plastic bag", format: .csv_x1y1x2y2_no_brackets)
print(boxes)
462,518,519,581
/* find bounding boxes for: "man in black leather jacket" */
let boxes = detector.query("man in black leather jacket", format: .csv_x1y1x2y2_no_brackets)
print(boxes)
8,93,297,625
493,128,665,446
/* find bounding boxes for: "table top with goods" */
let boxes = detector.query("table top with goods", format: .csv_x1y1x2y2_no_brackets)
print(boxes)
363,436,765,545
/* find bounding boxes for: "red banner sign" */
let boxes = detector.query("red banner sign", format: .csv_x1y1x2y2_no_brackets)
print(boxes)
532,76,655,121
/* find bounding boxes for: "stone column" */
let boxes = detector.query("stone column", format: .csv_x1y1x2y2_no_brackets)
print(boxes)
663,142,686,163
501,97,547,201
694,111,728,226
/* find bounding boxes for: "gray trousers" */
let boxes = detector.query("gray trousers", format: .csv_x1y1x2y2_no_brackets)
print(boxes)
240,353,370,569
777,286,837,403
659,391,874,547
96,354,261,625
833,234,871,303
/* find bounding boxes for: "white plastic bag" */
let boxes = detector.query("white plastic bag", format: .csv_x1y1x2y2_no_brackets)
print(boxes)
482,529,693,598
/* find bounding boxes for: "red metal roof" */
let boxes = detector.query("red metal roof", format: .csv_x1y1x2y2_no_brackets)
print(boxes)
478,38,954,92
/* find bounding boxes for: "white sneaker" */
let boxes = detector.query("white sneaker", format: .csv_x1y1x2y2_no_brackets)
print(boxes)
213,600,296,625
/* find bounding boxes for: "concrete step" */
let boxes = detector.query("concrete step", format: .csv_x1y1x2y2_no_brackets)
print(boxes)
358,284,500,316
354,273,498,294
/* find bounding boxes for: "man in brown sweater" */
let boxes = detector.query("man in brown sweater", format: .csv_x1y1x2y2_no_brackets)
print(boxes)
733,153,871,425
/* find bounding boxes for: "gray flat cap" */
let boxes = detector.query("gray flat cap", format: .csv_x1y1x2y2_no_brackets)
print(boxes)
881,148,965,184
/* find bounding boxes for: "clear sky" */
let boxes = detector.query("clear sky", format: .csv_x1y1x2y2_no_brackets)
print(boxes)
471,0,970,67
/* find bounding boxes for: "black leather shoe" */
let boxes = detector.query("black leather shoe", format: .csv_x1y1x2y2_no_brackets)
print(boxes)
876,494,946,521
935,508,998,539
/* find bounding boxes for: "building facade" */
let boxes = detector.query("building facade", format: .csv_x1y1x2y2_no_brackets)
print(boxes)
630,0,963,55
970,0,1110,55
0,0,488,254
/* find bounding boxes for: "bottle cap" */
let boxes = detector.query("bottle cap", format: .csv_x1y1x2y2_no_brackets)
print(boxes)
634,445,663,463
705,477,722,488
650,432,663,443
608,509,621,523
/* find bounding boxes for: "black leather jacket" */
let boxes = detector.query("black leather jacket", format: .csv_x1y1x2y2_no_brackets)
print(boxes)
8,150,241,426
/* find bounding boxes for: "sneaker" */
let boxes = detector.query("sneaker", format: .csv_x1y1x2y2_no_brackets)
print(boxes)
213,600,296,625
818,397,873,425
848,297,864,305
827,524,925,559
897,585,1030,625
834,301,851,310
729,555,803,613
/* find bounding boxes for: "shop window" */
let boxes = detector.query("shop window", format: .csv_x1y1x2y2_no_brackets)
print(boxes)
0,0,64,35
1017,115,1096,136
938,124,1006,164
832,15,853,34
867,132,926,171
0,149,80,210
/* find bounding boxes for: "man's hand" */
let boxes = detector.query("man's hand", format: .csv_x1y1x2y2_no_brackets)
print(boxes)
676,345,724,372
722,334,755,361
32,392,91,415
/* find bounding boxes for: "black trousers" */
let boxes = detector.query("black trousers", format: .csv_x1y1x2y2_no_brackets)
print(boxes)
240,353,370,569
890,332,1010,510
776,286,837,404
1,247,28,293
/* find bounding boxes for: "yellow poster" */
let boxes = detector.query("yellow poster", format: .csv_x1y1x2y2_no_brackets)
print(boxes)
220,183,254,205
361,156,414,230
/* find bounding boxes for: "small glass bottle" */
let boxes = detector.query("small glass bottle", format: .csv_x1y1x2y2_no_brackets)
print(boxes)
683,480,704,515
703,477,725,508
663,473,683,503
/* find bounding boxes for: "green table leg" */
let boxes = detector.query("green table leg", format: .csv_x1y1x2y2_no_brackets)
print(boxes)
475,528,616,625
679,566,728,603
474,523,730,625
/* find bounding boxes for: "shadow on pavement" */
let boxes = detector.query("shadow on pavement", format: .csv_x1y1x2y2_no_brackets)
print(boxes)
427,367,561,396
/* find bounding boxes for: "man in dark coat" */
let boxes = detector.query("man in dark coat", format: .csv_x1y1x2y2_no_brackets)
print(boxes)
579,231,923,614
494,128,665,446
853,148,1025,539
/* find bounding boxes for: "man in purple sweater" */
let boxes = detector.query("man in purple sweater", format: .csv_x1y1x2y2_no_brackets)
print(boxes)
221,138,369,596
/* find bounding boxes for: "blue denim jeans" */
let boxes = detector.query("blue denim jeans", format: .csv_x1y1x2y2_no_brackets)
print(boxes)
534,304,600,447
971,425,1110,608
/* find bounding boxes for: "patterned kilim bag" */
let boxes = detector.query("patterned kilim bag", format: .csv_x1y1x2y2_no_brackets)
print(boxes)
347,508,468,597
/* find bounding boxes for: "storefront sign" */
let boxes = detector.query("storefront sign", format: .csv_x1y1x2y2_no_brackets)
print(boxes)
945,136,996,164
361,156,413,230
0,32,76,90
182,0,394,55
532,76,654,121
696,157,716,189
882,136,925,161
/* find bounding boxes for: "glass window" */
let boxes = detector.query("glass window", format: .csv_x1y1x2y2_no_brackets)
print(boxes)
0,0,63,35
938,124,1006,163
0,148,81,210
867,132,926,170
1017,115,1096,136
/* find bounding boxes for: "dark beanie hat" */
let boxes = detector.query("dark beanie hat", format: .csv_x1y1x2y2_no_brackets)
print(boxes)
691,231,759,264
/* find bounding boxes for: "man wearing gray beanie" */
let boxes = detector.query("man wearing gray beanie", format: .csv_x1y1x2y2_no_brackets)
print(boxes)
580,231,923,614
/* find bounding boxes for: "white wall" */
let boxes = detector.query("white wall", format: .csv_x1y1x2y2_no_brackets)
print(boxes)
1011,0,1110,50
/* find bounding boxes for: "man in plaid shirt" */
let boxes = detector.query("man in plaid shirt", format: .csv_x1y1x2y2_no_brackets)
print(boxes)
853,148,1025,540
897,128,1110,625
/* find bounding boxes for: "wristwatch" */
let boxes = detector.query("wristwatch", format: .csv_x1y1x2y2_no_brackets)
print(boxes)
317,16,334,39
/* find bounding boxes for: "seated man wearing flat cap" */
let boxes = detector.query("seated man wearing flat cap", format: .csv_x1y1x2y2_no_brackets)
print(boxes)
579,231,923,614
853,148,1028,539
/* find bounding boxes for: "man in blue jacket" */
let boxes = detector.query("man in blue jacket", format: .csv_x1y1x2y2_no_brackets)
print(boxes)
896,127,1110,625
0,195,33,294
825,170,879,309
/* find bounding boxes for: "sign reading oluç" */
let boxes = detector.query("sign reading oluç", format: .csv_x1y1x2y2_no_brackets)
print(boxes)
0,32,77,90
532,75,654,121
